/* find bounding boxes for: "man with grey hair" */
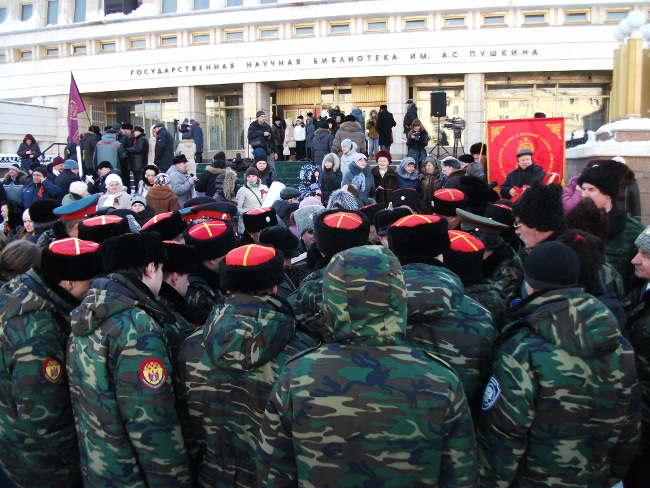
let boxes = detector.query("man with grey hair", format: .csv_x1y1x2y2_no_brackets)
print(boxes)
439,156,465,189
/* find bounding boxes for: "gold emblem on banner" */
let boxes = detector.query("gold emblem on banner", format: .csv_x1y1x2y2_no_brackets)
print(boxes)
545,123,562,139
517,138,535,152
490,126,505,142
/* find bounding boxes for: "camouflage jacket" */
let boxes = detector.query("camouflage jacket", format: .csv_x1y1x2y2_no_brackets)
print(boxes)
0,269,82,487
290,264,328,341
67,273,191,488
465,283,508,331
177,293,316,488
258,246,479,488
185,264,224,325
489,245,524,305
156,282,197,366
605,207,644,292
401,262,498,414
478,288,640,487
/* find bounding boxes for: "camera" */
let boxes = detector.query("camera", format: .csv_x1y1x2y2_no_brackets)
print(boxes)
413,130,420,140
443,118,466,131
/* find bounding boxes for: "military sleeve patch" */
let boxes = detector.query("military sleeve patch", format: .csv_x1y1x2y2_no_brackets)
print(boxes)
43,357,62,383
482,376,501,411
138,358,167,390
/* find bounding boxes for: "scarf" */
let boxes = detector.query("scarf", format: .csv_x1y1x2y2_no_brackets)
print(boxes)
352,172,366,193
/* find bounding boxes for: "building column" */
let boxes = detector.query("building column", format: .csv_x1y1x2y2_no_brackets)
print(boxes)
177,86,206,125
386,75,409,157
243,82,271,157
464,73,485,153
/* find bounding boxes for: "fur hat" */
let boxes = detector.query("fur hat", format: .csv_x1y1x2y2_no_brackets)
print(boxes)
374,207,412,236
219,244,285,293
483,202,516,242
359,203,387,225
524,241,579,291
259,225,300,258
399,157,417,170
441,157,461,169
154,173,171,186
102,232,167,273
183,221,238,261
28,199,59,224
513,182,566,232
326,189,358,211
78,215,131,243
469,143,487,156
314,210,370,257
242,207,278,233
40,238,103,282
565,199,608,242
388,214,450,259
105,174,123,187
141,211,188,240
431,189,466,217
444,230,486,287
458,175,498,215
391,188,420,212
294,204,326,236
577,159,628,200
161,242,198,275
375,150,392,163
458,154,474,165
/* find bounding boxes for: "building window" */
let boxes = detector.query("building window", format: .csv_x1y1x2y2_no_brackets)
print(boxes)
605,9,629,22
338,88,352,101
260,0,277,4
365,20,388,32
21,4,33,21
73,0,85,22
499,115,510,120
564,11,588,23
129,38,146,49
45,46,59,56
206,95,244,151
100,41,116,52
570,98,580,105
0,53,6,63
404,17,426,30
483,14,506,26
19,49,32,60
519,100,527,107
225,30,244,41
443,16,466,28
192,33,210,44
329,22,350,34
226,0,242,5
0,8,6,23
162,0,177,13
523,12,547,24
72,44,87,55
499,100,509,108
258,27,279,39
294,25,314,37
160,35,177,47
194,0,209,10
47,0,58,25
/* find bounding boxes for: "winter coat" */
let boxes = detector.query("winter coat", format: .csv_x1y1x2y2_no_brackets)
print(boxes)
371,166,400,205
305,120,315,149
562,175,582,214
93,133,126,170
271,123,284,151
168,164,195,207
0,269,82,487
298,165,320,201
341,160,374,205
22,180,62,209
68,273,192,488
401,261,497,413
375,109,396,146
195,166,237,201
465,161,486,181
176,140,196,171
605,204,645,292
98,190,131,210
54,169,81,195
126,133,149,172
257,246,479,487
330,121,367,157
350,107,365,132
185,264,226,326
133,205,155,226
3,172,28,204
478,288,640,487
17,141,42,172
366,116,379,138
248,120,276,156
406,127,429,151
284,119,296,149
396,161,421,193
311,129,333,166
419,171,441,214
499,163,546,200
320,153,342,203
293,124,306,142
189,124,204,154
257,164,278,188
338,142,359,176
403,103,418,133
146,185,181,215
82,132,99,171
178,293,315,488
154,127,175,172
155,282,196,366
236,184,269,232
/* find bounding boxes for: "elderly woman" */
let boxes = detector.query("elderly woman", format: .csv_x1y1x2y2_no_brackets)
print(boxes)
97,174,131,209
145,173,181,215
371,150,399,205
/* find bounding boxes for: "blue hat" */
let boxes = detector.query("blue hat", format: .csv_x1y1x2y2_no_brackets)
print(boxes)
53,194,100,220
63,159,79,170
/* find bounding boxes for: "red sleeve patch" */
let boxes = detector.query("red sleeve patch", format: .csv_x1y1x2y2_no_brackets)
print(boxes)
43,357,62,383
138,358,167,390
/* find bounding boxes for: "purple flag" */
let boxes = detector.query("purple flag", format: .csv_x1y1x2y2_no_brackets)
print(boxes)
68,74,86,145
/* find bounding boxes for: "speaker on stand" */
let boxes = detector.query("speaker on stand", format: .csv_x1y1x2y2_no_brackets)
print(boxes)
115,105,131,126
429,91,451,159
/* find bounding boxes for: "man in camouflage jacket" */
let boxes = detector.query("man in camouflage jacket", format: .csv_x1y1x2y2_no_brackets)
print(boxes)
257,245,479,487
0,238,102,487
177,244,317,488
478,242,640,487
67,233,191,487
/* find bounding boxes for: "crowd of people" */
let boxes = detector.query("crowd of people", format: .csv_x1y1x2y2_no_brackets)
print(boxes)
0,111,648,488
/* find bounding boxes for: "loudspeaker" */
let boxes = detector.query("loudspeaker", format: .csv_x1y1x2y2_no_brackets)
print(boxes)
430,91,446,118
115,105,131,126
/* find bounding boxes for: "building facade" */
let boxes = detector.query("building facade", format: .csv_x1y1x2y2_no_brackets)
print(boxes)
0,0,644,158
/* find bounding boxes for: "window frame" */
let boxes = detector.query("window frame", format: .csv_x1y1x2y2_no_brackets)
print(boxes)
403,17,427,30
482,13,507,26
44,46,59,57
192,32,210,44
20,3,33,21
100,40,117,52
72,43,87,55
159,35,178,47
46,0,59,25
522,11,548,25
329,21,351,35
18,49,32,60
293,24,314,37
258,26,279,40
604,9,630,22
224,29,244,42
129,38,146,50
364,19,388,32
564,10,589,24
443,15,466,28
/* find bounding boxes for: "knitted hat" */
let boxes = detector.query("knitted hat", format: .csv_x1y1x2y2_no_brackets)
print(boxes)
183,221,238,261
374,207,412,237
69,181,89,198
375,150,392,163
441,157,461,169
32,166,49,178
220,244,284,293
390,188,420,212
512,182,565,232
52,156,65,167
314,210,370,257
242,207,278,233
353,153,367,164
259,225,300,258
63,159,78,170
154,173,171,186
141,211,188,240
96,161,113,170
245,167,260,179
399,157,417,170
444,230,486,287
326,189,358,210
359,203,387,225
524,241,579,291
105,174,123,187
294,204,326,236
635,226,650,254
431,189,466,217
28,199,59,224
341,138,353,149
9,163,21,172
102,232,167,273
253,148,267,162
161,241,198,275
577,159,628,200
388,214,450,259
300,197,322,208
256,110,265,118
77,215,131,243
53,194,100,221
131,195,146,207
40,238,103,282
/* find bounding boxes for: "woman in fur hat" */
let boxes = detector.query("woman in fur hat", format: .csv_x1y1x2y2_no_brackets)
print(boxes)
98,174,131,210
320,153,342,204
341,154,374,206
145,173,181,215
236,167,269,233
419,157,440,214
371,150,400,205
195,152,237,202
136,165,160,199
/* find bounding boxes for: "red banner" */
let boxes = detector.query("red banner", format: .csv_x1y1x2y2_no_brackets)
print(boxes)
487,117,565,186
68,73,86,145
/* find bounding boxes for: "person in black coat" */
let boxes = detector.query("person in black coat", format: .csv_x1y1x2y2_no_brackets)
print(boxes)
54,160,82,198
153,123,174,172
195,152,238,202
247,110,277,160
311,122,334,167
500,149,547,201
375,105,396,151
403,100,418,135
125,125,149,191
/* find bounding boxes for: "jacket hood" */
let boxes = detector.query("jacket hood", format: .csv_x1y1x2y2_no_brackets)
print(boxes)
506,288,621,358
100,133,118,143
397,158,419,181
337,121,363,133
321,152,340,173
204,293,297,370
348,159,371,177
314,128,331,135
322,245,406,345
147,185,176,201
205,166,227,175
401,263,464,322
